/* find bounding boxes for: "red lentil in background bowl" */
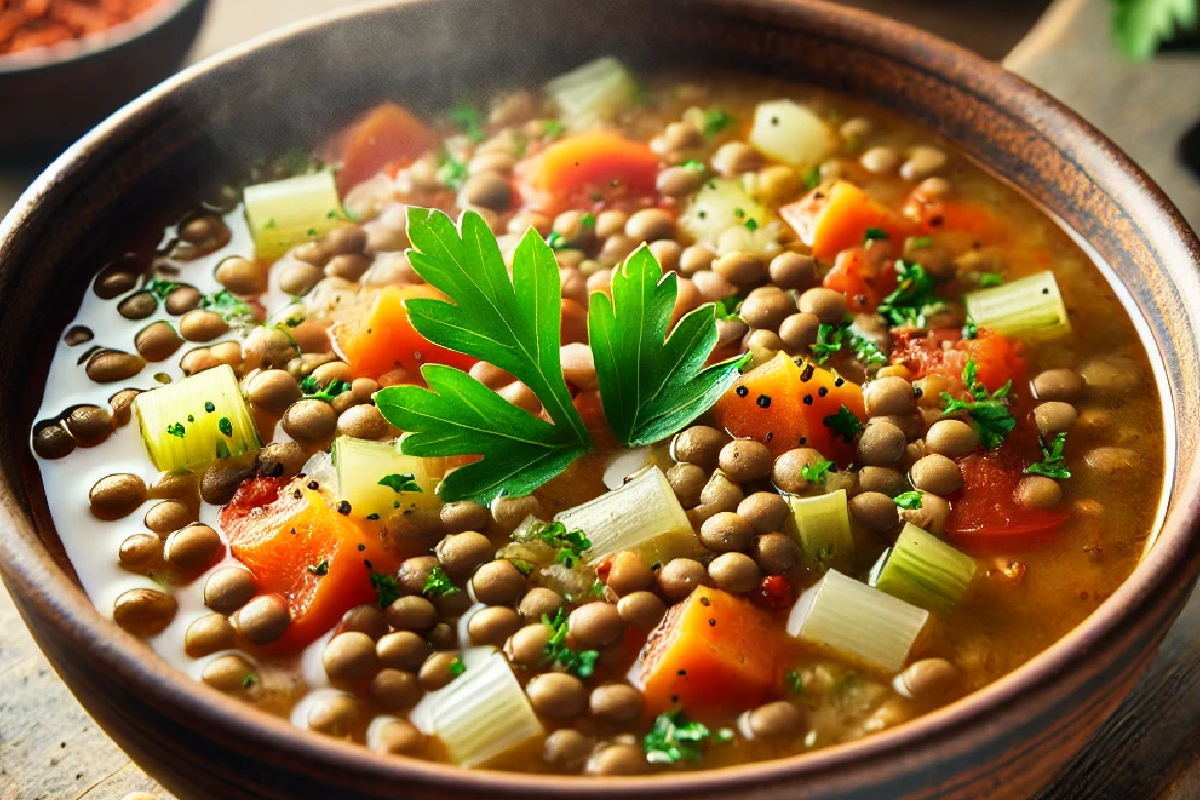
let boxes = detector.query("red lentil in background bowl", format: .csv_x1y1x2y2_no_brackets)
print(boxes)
1,0,1199,799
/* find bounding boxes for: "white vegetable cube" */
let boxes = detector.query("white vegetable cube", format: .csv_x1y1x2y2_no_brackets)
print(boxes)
787,569,928,675
331,435,444,519
749,100,839,169
243,170,344,262
678,178,771,247
546,56,638,131
964,270,1071,341
787,489,854,570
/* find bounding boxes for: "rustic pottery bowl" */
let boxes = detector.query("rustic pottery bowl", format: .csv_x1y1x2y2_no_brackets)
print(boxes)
1,0,1199,798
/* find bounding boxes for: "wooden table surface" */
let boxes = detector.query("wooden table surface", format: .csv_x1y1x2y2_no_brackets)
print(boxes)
2,1,1199,798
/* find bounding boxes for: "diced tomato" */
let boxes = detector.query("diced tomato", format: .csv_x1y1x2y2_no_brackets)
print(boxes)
891,328,1025,396
331,103,440,196
780,181,920,261
754,575,795,613
904,187,1011,245
822,246,899,312
517,133,659,215
947,444,1068,544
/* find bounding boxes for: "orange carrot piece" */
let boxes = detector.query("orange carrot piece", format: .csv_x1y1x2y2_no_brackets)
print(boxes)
711,352,865,463
223,486,402,650
632,586,786,715
334,285,478,382
334,103,439,196
780,181,919,261
518,133,659,215
903,187,1012,245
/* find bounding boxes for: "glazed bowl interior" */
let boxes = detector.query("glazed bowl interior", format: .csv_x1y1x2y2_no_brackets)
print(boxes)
2,0,1200,798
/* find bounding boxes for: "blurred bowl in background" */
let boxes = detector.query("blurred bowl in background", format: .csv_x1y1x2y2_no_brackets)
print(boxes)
0,0,209,158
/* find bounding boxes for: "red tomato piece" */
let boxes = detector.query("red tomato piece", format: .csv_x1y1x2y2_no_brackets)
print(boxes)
946,445,1068,543
331,103,440,196
822,246,899,313
891,328,1025,397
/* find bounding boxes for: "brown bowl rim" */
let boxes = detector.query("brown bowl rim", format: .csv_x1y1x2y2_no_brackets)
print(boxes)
3,0,1200,795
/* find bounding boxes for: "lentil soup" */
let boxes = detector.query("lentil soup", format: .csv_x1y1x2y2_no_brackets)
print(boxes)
30,61,1165,775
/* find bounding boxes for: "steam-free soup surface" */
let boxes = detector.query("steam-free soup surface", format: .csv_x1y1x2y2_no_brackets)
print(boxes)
31,61,1164,775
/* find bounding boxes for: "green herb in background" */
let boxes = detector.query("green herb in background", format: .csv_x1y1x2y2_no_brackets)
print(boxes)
1111,0,1197,59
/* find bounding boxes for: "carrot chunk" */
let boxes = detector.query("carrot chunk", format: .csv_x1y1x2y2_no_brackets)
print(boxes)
334,103,439,196
711,352,866,463
780,181,919,261
631,586,786,715
222,484,402,650
333,285,478,382
517,133,659,215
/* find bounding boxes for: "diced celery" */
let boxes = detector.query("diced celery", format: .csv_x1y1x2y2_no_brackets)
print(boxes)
243,170,345,261
133,364,260,472
870,523,977,612
409,647,543,767
331,435,443,519
749,100,838,169
787,489,854,570
678,178,770,248
546,56,638,131
964,270,1071,340
556,466,694,564
787,569,929,674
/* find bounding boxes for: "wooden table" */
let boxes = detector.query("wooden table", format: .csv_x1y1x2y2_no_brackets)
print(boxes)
2,1,1198,798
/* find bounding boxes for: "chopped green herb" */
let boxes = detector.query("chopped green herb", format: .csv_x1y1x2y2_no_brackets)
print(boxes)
204,401,216,413
713,294,745,322
864,227,889,242
300,376,351,403
910,236,934,249
823,403,865,444
509,559,535,577
218,416,233,437
144,277,182,299
682,159,707,171
877,260,943,328
716,727,736,743
1025,432,1072,479
449,103,485,143
422,564,461,597
962,316,979,340
801,458,834,482
307,558,329,576
369,569,401,608
448,657,466,676
978,272,1005,288
378,472,422,493
241,673,257,689
847,328,888,368
940,358,1016,450
436,151,468,189
542,608,600,678
702,107,732,137
644,708,713,764
804,166,821,191
542,119,566,139
785,669,805,694
581,212,596,228
745,218,759,232
166,422,186,438
546,231,567,250
199,289,255,325
895,491,923,510
528,520,591,568
810,323,844,364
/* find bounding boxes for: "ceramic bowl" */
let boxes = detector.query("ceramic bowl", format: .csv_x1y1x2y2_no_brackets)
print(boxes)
2,1,1199,798
0,0,209,156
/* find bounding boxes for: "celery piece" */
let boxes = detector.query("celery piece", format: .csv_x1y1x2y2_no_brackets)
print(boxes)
133,364,260,472
679,178,771,248
556,465,693,565
870,523,977,612
546,56,638,131
243,170,344,261
750,100,838,170
331,435,444,519
786,569,929,675
409,647,543,767
787,489,854,570
964,270,1071,340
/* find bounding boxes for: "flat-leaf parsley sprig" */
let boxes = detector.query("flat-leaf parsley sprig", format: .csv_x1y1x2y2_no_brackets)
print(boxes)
940,358,1016,450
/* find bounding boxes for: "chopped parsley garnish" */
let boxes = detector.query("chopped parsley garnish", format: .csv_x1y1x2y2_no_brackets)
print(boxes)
1025,432,1071,479
204,401,216,413
144,277,182,299
714,294,745,322
449,103,485,142
895,491,923,509
546,231,568,250
745,218,759,232
422,564,461,597
300,375,351,402
978,272,1005,288
241,673,257,689
909,236,934,249
644,708,714,764
940,358,1017,450
436,151,468,189
199,289,255,325
580,212,596,228
528,520,591,568
847,329,888,367
542,119,566,139
448,657,466,676
378,472,422,493
509,558,535,577
801,458,834,482
804,166,821,191
682,159,706,171
542,608,600,678
823,403,865,444
166,422,186,438
810,323,844,364
785,669,805,694
307,558,329,576
218,416,233,437
962,316,980,340
863,227,889,242
877,260,943,328
702,107,732,136
369,569,401,608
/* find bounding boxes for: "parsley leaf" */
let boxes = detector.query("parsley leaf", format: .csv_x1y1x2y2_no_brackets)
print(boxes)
144,277,182,299
909,236,934,249
978,272,1005,288
300,376,351,403
527,520,591,568
864,227,889,242
940,358,1017,450
379,472,422,493
801,458,834,482
1111,0,1197,59
823,403,865,444
166,422,186,438
542,119,565,139
374,209,592,504
702,107,732,136
436,152,468,189
449,103,485,143
962,316,979,340
895,490,923,509
199,289,255,325
307,558,329,576
422,564,461,597
369,569,401,608
713,294,745,322
542,608,600,678
785,669,805,694
847,328,888,367
644,708,713,764
877,260,943,328
448,657,466,676
1025,432,1072,479
589,246,750,448
810,323,844,364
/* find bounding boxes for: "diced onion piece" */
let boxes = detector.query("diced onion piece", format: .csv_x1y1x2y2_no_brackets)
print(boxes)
244,170,345,261
787,569,928,675
409,648,542,767
749,100,838,169
557,466,693,564
679,178,771,247
546,56,638,131
331,435,443,519
133,364,260,472
869,523,977,612
787,489,854,571
964,270,1071,340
